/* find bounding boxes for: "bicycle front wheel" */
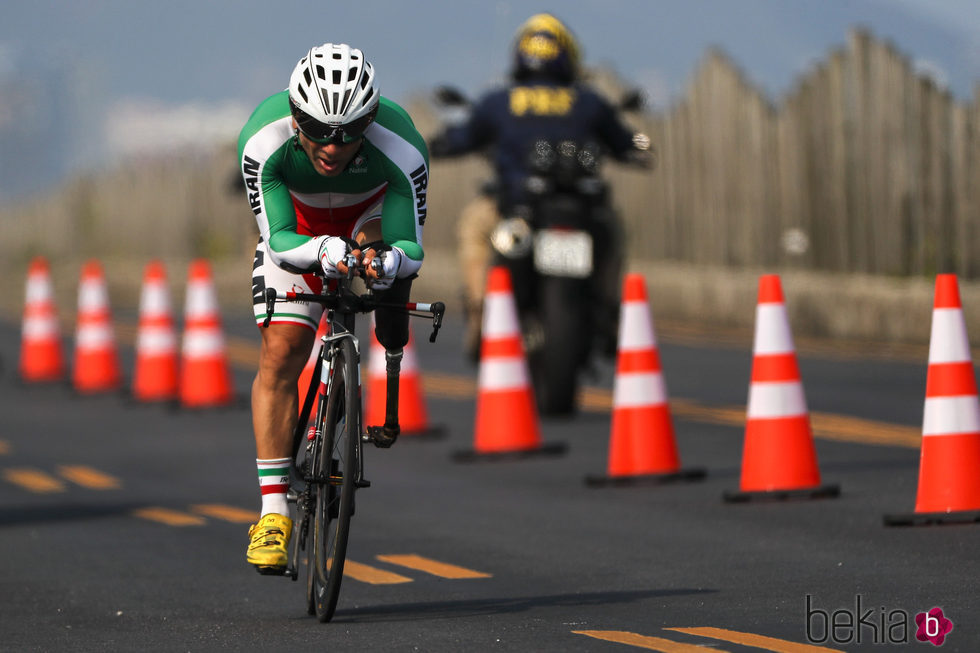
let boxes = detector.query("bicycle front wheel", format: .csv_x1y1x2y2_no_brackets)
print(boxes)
307,336,360,622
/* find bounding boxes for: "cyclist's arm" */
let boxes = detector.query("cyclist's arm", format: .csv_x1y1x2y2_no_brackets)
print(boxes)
370,115,430,278
239,107,322,273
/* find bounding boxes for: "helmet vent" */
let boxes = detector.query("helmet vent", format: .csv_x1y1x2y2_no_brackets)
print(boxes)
333,69,342,84
316,65,326,81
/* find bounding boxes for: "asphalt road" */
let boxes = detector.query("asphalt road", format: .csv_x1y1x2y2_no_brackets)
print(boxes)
1,309,977,652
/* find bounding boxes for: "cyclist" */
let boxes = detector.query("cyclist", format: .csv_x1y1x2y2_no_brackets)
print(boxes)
238,43,429,573
429,13,651,361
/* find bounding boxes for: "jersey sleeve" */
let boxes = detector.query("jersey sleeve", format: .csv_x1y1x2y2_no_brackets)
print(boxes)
369,103,430,276
238,96,321,273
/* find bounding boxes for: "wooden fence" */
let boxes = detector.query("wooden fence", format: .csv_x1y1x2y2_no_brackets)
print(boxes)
422,28,980,278
2,28,977,283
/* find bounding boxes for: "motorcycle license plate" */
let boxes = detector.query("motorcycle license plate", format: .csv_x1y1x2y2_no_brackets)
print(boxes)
533,229,593,278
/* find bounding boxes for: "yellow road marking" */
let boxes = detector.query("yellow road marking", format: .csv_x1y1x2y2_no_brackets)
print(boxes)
667,627,844,653
191,504,259,523
133,507,206,526
342,560,412,584
3,468,65,493
376,553,491,579
58,465,121,489
573,630,727,652
0,440,9,455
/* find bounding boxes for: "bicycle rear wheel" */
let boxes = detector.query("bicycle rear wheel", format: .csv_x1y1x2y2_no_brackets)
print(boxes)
306,336,360,622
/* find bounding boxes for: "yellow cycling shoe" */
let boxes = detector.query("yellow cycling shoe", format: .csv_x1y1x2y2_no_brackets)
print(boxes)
246,513,293,573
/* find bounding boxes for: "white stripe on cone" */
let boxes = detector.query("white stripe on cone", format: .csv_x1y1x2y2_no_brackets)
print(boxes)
26,277,54,303
182,329,226,357
923,396,980,436
137,326,178,355
929,309,972,363
479,358,530,391
23,316,59,340
140,283,171,317
619,302,656,349
753,304,795,354
747,381,808,418
185,283,219,319
483,293,520,337
613,371,667,408
76,325,115,349
78,280,109,311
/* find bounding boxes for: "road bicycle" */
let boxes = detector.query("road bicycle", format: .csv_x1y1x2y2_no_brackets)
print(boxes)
260,256,444,622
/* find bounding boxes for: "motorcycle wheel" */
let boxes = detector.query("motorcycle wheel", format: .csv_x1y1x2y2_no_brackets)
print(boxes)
533,277,591,416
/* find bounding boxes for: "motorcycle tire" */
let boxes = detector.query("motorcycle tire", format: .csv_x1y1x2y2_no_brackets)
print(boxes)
533,276,591,416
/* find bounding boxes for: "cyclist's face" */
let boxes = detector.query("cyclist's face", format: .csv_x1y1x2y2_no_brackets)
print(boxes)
295,125,362,177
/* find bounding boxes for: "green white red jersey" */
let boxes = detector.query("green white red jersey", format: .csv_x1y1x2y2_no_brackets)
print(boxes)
237,91,429,274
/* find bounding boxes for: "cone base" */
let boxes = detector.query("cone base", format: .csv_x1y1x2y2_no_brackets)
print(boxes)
452,441,567,463
584,466,707,488
883,509,980,527
723,483,840,503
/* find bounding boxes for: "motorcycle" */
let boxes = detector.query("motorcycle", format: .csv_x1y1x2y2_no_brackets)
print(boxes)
431,86,652,416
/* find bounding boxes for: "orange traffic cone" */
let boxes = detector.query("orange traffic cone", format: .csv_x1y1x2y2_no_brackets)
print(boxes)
19,256,65,383
586,274,705,487
365,318,445,438
297,312,328,422
132,261,178,402
453,266,566,461
724,274,839,502
72,260,122,394
885,274,980,526
179,259,233,408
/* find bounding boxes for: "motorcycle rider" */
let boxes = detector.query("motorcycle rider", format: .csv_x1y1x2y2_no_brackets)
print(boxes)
429,12,652,361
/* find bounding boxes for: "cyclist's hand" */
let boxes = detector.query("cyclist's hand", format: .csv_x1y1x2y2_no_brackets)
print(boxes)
318,236,355,278
364,247,402,290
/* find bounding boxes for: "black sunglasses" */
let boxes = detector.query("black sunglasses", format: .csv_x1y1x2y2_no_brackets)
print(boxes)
291,102,378,145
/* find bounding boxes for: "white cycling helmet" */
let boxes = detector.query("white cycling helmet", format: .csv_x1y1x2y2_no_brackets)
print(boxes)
288,43,380,144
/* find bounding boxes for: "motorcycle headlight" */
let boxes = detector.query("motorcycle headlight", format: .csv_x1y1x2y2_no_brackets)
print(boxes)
490,217,534,258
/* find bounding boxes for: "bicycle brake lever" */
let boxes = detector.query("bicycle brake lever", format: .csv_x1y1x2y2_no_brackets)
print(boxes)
429,301,445,343
262,287,276,328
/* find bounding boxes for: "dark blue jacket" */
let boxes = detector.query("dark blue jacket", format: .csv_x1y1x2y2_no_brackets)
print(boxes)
435,79,636,209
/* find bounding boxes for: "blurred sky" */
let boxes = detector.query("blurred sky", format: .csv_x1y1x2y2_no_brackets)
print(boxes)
1,0,979,194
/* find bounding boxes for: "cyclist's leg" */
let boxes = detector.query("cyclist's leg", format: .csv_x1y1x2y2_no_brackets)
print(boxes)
248,239,322,570
369,275,413,448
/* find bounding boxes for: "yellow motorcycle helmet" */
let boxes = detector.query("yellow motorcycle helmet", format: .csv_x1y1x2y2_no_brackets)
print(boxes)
511,13,581,83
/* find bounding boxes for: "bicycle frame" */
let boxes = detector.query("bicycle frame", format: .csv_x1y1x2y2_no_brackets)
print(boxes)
261,274,445,595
